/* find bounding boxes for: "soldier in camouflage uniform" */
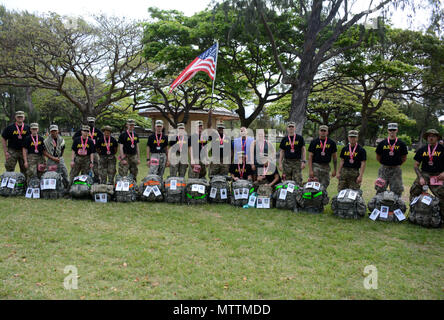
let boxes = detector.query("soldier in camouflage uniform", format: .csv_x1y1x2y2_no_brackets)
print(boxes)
308,125,337,189
168,123,188,177
375,123,408,196
147,119,168,178
1,110,30,174
337,130,367,192
22,123,46,183
209,121,231,177
69,125,95,184
43,124,69,188
96,125,118,184
410,129,444,218
118,119,140,181
188,120,207,179
279,122,305,185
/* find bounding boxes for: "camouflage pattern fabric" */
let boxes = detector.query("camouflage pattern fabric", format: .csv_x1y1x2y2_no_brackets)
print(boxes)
375,165,404,196
92,153,100,182
5,148,26,174
273,180,300,210
114,174,138,202
331,189,366,219
185,178,210,205
164,176,186,204
40,171,65,199
149,153,167,178
367,191,407,222
295,182,329,214
409,171,444,219
283,158,302,185
0,171,26,197
46,157,69,189
139,174,164,202
69,155,91,184
230,179,254,207
312,162,331,189
209,164,230,178
69,175,94,199
209,175,230,204
25,154,46,183
90,184,115,202
99,154,116,185
188,162,207,179
169,163,188,178
337,167,360,192
408,193,442,228
118,154,139,182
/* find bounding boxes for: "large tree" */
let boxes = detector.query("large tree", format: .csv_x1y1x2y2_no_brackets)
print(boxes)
0,8,155,122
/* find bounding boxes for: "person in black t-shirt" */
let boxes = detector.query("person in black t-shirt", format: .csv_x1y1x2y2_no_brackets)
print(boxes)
308,125,337,189
168,123,188,177
188,120,208,179
279,121,305,185
1,110,30,174
375,123,408,196
146,119,168,178
208,121,231,177
96,125,118,184
410,129,444,217
230,151,254,181
337,130,367,192
69,125,96,184
254,153,281,191
22,123,46,182
43,124,69,188
118,119,140,181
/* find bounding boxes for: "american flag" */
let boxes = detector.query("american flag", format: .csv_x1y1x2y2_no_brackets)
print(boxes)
169,43,218,93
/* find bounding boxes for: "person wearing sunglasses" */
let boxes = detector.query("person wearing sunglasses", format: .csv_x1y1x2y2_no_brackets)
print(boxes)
308,125,337,189
375,123,408,196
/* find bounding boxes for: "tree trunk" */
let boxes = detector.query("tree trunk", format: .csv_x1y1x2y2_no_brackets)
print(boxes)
289,83,310,135
359,112,369,146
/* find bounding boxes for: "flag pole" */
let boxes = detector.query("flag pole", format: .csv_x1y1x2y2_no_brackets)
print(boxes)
208,41,219,128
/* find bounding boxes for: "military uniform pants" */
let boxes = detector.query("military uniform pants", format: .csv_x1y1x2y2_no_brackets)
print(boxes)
25,154,46,183
69,155,91,184
5,148,26,174
209,163,230,177
188,162,207,179
118,154,139,181
169,163,188,177
313,162,331,189
99,154,116,185
92,153,100,181
149,153,167,178
46,157,69,188
376,165,404,196
410,171,444,218
337,167,360,192
283,158,302,185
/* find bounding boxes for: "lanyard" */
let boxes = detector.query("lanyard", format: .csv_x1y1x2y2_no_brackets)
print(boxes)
178,135,184,152
319,137,327,154
387,137,398,153
127,130,135,147
31,135,39,153
349,143,358,161
428,144,438,163
105,135,111,153
259,139,267,154
15,123,24,138
288,134,296,150
80,136,87,152
241,137,247,151
238,162,245,179
89,128,96,144
155,132,163,147
219,134,225,145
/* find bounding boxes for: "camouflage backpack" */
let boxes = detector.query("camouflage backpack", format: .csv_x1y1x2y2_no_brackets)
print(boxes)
70,175,94,199
90,184,115,203
255,184,274,209
367,191,407,222
40,171,65,199
0,172,26,197
408,193,442,228
208,175,230,204
331,189,366,219
25,177,41,199
295,181,329,214
185,178,210,205
139,174,164,202
114,174,138,202
230,179,254,207
273,180,300,210
164,177,186,204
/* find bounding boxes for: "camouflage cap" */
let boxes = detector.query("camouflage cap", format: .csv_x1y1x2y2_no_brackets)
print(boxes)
87,117,96,122
388,123,398,130
423,129,442,140
155,119,164,127
127,119,136,125
348,130,359,137
49,124,59,132
81,125,90,132
319,125,329,131
216,121,225,128
102,125,113,132
15,110,25,117
287,121,296,127
177,123,185,129
30,123,39,129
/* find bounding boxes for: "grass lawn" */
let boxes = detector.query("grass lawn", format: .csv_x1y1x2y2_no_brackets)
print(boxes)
0,137,442,299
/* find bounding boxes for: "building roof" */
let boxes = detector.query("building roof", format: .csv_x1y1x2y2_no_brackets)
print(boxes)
138,106,239,121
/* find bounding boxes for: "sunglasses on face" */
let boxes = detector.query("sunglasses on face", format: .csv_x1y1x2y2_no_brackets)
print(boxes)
388,129,397,132
320,129,327,132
